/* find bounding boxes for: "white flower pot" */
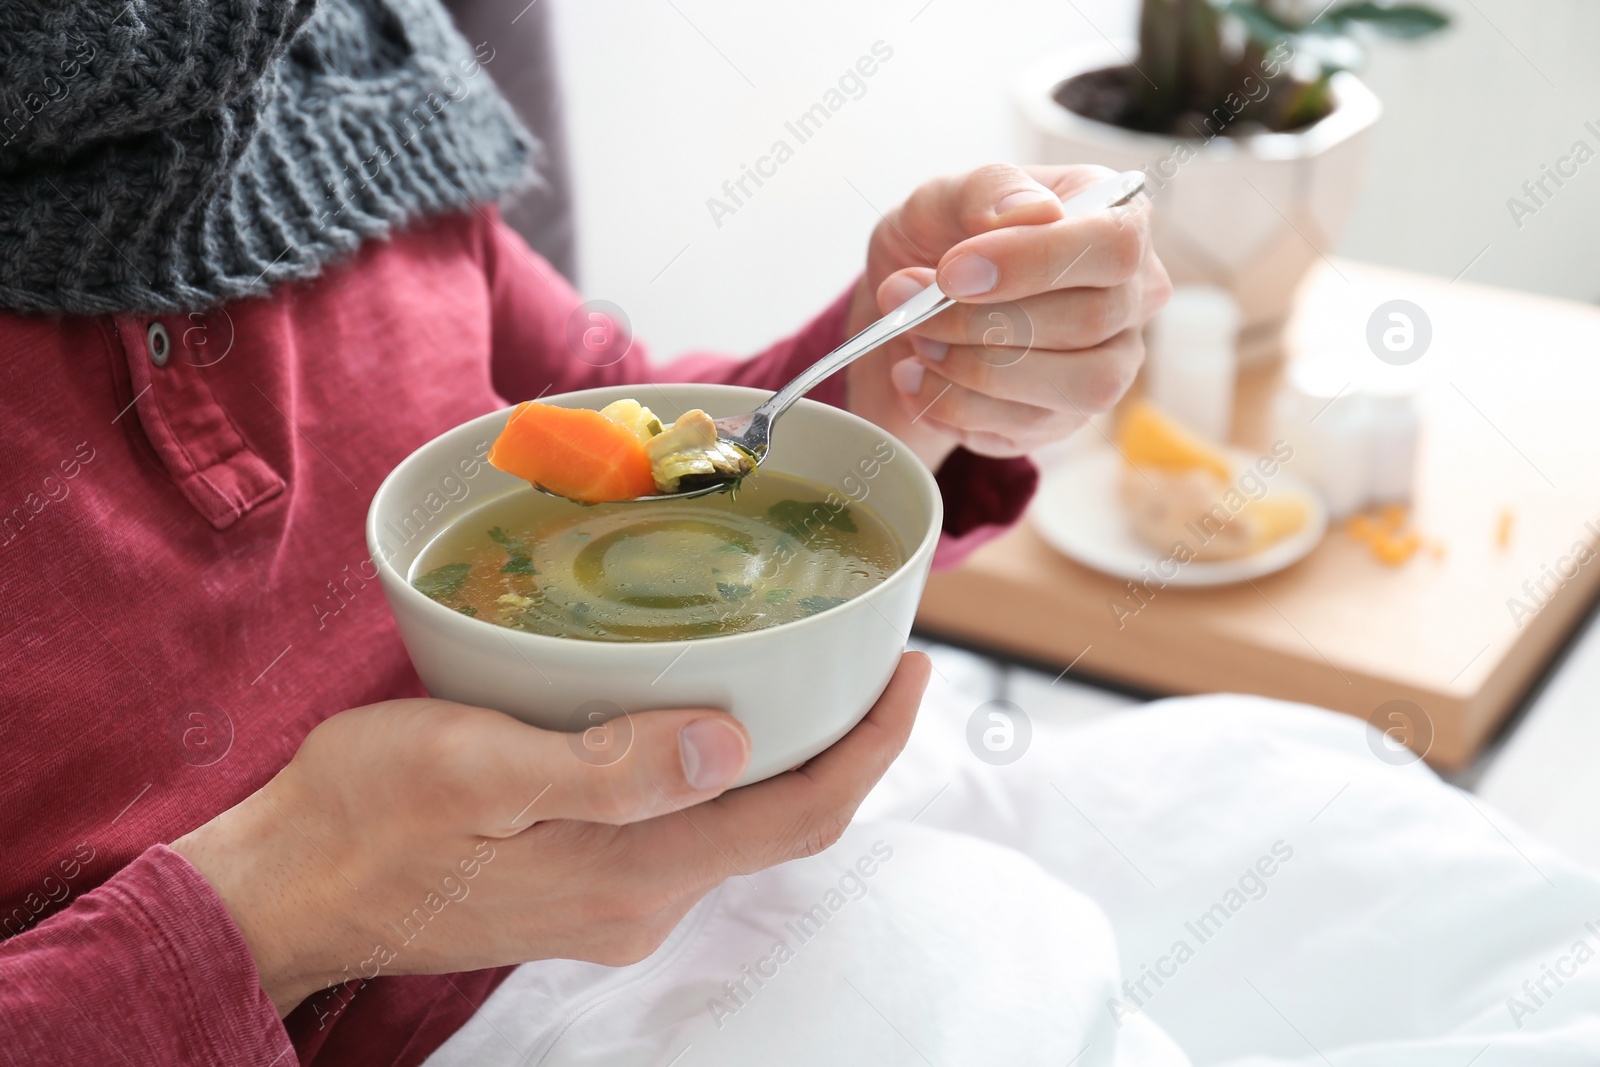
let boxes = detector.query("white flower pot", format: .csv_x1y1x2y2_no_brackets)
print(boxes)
1014,43,1381,366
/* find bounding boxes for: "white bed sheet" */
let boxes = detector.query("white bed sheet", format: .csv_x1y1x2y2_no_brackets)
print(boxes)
426,687,1600,1066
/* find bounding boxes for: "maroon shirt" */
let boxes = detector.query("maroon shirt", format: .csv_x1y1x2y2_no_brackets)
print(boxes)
0,209,1036,1066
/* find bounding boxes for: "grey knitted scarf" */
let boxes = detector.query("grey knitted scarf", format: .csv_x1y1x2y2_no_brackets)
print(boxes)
0,0,533,315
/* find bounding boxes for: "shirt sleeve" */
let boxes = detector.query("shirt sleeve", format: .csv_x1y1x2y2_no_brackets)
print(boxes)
480,212,1036,568
0,845,290,1067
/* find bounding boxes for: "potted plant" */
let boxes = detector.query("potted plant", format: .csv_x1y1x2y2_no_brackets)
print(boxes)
1015,0,1448,365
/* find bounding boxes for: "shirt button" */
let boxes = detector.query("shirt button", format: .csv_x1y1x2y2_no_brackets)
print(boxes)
147,321,170,367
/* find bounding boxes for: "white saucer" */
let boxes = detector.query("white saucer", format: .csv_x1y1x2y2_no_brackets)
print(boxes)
1030,447,1329,588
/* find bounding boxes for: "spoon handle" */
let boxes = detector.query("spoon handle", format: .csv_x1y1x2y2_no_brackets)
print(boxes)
756,169,1148,424
761,282,950,420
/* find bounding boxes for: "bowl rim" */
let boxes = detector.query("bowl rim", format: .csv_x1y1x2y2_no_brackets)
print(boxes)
365,383,944,656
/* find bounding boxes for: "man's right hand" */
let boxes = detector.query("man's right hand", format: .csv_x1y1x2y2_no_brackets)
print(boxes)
172,652,931,1016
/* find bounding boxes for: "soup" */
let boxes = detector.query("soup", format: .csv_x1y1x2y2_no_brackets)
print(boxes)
408,472,903,642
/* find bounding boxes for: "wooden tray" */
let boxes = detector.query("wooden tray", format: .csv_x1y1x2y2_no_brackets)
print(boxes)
916,260,1600,768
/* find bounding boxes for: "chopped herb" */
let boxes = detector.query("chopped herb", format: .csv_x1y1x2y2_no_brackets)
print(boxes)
487,527,526,552
413,563,472,599
571,602,591,617
457,606,479,618
489,527,538,574
765,588,793,604
716,582,753,601
767,499,857,540
797,594,848,616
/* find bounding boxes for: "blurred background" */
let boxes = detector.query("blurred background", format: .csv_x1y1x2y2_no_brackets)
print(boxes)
538,0,1600,355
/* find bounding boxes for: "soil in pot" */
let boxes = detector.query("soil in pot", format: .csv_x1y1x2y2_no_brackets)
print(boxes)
1053,64,1332,138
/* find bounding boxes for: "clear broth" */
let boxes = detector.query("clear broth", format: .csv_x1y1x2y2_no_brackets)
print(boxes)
409,473,903,642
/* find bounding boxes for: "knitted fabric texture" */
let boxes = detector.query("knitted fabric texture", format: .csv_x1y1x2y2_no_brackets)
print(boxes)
0,0,533,314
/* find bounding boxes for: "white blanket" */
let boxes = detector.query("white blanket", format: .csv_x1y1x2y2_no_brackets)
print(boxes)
427,682,1600,1066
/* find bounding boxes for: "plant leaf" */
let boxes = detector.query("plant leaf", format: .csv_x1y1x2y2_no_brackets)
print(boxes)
413,563,472,600
1281,72,1336,127
1224,0,1295,46
1322,2,1449,38
716,582,753,601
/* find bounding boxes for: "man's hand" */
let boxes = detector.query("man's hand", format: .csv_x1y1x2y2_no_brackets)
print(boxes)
845,164,1171,469
172,654,932,1017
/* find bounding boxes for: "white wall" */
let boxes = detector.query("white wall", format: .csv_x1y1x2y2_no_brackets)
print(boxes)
1342,0,1600,300
549,0,1600,358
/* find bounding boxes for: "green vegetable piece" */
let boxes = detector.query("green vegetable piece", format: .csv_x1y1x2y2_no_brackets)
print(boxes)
716,582,753,601
487,527,526,552
413,563,472,600
457,606,479,618
797,595,848,617
501,554,538,575
489,526,538,574
765,588,793,604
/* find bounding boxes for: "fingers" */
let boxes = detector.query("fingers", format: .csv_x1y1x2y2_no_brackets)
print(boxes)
886,164,1067,263
869,214,1163,452
890,364,1066,449
453,704,752,833
900,328,1144,411
884,328,1146,455
643,652,932,880
933,184,1152,303
940,162,1069,233
877,268,1143,352
476,657,929,968
779,651,928,801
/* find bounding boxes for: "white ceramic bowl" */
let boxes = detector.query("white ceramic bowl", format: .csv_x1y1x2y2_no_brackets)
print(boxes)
367,384,941,785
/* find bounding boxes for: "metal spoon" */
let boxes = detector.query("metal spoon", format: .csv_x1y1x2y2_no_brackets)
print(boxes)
546,169,1147,503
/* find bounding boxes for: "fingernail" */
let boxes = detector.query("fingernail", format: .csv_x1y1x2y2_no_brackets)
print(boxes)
880,275,923,309
890,358,925,396
995,189,1055,216
910,336,947,363
940,254,998,298
680,719,747,790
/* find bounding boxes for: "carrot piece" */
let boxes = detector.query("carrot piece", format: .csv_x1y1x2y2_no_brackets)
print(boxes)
1346,514,1380,543
488,402,656,504
1116,400,1232,481
1371,531,1421,566
1495,507,1515,549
